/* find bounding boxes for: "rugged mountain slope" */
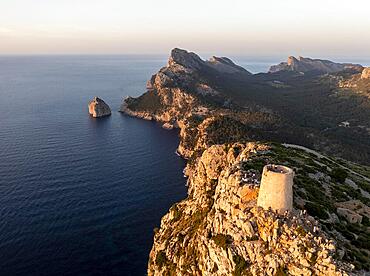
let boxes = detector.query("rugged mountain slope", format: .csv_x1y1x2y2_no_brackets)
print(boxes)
337,67,370,99
148,142,370,275
121,48,370,163
121,49,370,274
269,56,363,74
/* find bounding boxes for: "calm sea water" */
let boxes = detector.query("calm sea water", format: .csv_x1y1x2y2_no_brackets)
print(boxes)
0,55,189,276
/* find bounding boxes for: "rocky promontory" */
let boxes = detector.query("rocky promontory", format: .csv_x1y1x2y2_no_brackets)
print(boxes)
269,56,363,74
88,97,111,118
121,48,370,274
148,142,369,275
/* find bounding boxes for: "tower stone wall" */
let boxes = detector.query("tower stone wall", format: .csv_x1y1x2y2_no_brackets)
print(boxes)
257,164,294,214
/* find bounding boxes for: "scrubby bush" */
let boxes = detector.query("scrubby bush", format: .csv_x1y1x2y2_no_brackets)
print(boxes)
212,234,232,249
232,254,249,276
330,167,348,183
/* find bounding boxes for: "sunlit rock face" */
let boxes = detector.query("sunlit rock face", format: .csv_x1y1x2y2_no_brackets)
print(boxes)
88,97,111,118
148,143,355,276
361,67,370,79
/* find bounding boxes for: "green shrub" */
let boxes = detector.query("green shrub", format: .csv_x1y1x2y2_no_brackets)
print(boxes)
330,167,348,183
305,202,329,219
156,251,167,268
232,254,249,276
212,234,232,249
170,204,182,222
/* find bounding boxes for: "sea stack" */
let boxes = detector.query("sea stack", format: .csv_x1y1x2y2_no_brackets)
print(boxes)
88,97,111,118
257,164,294,214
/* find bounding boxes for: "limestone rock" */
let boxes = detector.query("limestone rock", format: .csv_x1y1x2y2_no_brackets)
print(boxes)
206,56,251,74
88,97,111,118
336,207,363,224
269,56,363,74
361,67,370,79
148,142,355,276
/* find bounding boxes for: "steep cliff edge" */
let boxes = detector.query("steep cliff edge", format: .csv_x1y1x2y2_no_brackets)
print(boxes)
121,48,370,274
148,143,370,275
120,48,278,158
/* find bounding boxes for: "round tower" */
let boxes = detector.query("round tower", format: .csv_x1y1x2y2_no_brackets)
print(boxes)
257,164,294,214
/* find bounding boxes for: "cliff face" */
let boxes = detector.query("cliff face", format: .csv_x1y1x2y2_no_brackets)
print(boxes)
88,97,111,118
148,142,370,275
122,48,370,274
269,56,363,74
121,48,277,158
337,67,370,99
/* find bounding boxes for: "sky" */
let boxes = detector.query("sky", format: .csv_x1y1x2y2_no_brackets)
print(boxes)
1,0,370,58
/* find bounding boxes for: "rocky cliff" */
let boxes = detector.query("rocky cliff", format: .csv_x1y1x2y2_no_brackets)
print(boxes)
88,97,111,118
121,49,370,274
120,48,277,158
269,56,363,74
337,67,370,99
148,142,370,275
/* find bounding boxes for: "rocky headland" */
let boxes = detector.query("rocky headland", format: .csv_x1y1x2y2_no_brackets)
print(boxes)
88,97,111,118
269,56,363,74
121,49,370,274
148,142,369,275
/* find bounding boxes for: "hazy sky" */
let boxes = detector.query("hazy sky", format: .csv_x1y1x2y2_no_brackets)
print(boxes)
1,0,370,57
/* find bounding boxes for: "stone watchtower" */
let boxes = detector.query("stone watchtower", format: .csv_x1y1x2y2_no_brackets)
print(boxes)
257,164,294,214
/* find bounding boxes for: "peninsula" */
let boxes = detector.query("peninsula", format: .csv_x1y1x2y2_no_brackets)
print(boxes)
121,49,370,275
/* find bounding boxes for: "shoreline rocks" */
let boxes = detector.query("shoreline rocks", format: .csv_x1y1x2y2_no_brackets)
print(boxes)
88,97,111,118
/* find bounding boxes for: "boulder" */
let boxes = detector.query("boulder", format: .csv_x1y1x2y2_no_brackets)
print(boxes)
336,207,363,224
88,97,111,118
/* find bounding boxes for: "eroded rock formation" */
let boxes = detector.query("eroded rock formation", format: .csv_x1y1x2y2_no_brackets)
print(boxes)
361,67,370,79
88,97,111,118
148,143,356,275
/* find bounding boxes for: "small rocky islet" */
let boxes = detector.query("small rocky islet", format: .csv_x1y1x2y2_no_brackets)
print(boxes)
119,48,370,275
88,96,111,118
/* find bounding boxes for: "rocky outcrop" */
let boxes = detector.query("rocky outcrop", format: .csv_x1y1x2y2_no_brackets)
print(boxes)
121,48,277,158
148,143,360,275
121,48,370,273
206,56,251,74
361,67,370,79
88,97,111,118
337,67,370,98
269,56,363,74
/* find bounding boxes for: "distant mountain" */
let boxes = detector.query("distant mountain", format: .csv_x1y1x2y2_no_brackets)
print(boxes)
269,56,363,74
168,48,251,74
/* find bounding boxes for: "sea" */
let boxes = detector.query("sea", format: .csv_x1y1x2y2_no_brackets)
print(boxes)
1,54,361,276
